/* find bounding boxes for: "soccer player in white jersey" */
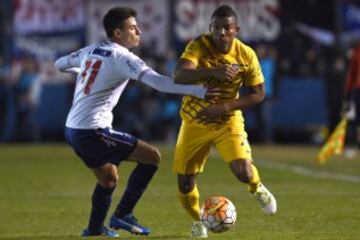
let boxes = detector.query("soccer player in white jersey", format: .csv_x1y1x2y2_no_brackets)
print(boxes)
55,7,218,237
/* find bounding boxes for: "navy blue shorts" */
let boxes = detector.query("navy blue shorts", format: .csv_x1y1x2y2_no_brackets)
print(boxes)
65,127,138,168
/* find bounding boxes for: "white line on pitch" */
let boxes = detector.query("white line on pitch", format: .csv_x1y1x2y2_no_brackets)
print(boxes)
256,159,360,183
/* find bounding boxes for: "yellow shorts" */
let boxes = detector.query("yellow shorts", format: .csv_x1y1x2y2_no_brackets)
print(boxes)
173,120,252,174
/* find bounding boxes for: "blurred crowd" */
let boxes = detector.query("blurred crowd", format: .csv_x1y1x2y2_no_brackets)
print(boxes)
0,33,354,144
0,0,358,145
0,45,183,142
0,54,73,141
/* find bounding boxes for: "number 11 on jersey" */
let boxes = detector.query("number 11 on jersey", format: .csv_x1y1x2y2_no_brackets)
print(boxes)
81,59,102,95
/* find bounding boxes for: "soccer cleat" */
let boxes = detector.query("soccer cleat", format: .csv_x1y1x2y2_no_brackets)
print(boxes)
253,183,277,214
81,226,119,237
109,213,151,235
191,221,208,238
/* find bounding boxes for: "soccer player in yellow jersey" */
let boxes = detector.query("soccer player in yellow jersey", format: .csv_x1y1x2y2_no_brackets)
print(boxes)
172,5,277,237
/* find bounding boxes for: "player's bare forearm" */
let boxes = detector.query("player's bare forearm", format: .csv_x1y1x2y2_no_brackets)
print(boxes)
173,59,214,84
174,59,238,85
227,84,265,111
173,68,214,84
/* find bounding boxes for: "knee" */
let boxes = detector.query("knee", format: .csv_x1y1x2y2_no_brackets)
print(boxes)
148,147,161,166
100,174,118,189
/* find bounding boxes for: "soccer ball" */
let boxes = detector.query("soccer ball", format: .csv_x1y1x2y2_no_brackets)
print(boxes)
200,196,237,233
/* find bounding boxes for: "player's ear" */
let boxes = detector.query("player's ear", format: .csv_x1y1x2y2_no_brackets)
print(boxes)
235,25,240,34
113,28,123,39
209,21,215,32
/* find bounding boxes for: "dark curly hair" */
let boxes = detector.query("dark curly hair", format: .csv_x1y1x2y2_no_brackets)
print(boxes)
211,5,238,23
103,7,137,38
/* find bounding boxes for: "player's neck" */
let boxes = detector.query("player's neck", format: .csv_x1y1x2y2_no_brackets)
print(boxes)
108,38,128,49
210,37,233,54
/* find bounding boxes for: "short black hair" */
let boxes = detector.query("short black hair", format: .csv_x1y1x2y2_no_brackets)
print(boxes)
103,7,137,38
211,5,237,22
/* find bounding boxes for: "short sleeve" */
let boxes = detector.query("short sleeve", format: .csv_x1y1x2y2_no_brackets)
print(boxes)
244,49,265,86
180,40,202,66
115,50,150,81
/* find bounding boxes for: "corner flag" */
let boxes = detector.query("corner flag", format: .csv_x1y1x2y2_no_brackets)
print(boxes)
317,118,348,164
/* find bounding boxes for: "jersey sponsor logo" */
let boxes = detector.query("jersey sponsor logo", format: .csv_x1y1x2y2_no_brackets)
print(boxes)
92,48,111,57
126,60,138,74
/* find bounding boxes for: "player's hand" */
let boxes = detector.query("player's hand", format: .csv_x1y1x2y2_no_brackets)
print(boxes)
196,103,231,124
211,66,238,83
204,87,222,101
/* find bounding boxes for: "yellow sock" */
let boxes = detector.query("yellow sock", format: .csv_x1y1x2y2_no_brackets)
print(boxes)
178,185,201,221
248,164,261,193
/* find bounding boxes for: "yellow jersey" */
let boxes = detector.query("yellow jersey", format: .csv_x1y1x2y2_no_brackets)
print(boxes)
179,33,264,126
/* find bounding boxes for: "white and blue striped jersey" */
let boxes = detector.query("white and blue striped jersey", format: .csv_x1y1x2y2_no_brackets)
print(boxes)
55,40,206,129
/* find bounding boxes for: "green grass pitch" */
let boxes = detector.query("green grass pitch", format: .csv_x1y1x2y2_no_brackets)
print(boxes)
0,144,359,239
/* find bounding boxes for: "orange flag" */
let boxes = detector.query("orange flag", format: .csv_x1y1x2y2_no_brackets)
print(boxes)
317,118,348,164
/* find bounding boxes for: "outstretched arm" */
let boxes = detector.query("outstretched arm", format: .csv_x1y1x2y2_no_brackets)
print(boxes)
140,69,208,99
173,59,238,84
118,51,219,99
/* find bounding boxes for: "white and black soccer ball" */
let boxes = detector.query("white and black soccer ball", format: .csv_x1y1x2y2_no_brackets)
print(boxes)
200,196,237,233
